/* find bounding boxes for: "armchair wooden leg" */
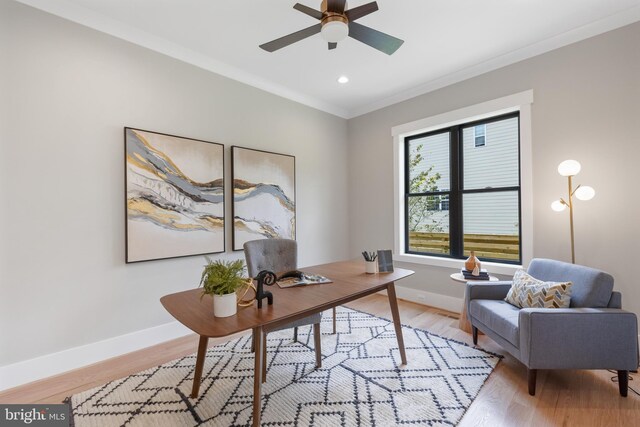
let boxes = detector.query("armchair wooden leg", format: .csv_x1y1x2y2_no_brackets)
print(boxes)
251,330,255,353
472,326,478,345
618,370,629,397
293,327,298,343
528,369,537,396
262,333,267,384
332,307,337,334
313,323,322,368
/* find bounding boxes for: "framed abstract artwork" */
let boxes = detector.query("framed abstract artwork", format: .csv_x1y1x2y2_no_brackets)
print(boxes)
125,128,224,263
231,146,296,251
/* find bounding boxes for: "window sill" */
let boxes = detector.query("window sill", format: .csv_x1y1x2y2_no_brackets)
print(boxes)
393,253,521,276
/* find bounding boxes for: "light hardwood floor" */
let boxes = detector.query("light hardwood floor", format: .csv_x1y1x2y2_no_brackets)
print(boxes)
1,295,638,426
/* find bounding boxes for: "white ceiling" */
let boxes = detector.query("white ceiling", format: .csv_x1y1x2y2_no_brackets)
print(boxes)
16,0,640,118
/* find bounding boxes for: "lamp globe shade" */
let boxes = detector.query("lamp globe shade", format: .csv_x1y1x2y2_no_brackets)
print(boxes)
575,185,595,201
551,200,566,212
558,160,581,177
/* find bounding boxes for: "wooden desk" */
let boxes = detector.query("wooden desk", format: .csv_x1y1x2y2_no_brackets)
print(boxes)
161,259,414,427
450,272,499,333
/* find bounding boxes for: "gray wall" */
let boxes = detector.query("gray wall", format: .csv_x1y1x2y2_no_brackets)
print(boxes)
0,1,349,365
2,0,639,369
347,22,640,317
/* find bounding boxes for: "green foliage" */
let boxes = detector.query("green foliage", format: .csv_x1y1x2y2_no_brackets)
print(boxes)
408,144,444,233
200,258,247,297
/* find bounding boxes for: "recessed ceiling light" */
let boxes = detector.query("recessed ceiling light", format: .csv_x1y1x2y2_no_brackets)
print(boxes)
337,76,349,84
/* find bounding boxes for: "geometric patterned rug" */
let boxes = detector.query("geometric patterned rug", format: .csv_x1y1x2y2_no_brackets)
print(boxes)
67,307,501,426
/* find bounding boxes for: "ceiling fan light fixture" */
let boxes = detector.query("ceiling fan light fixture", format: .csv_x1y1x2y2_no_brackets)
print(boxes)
321,19,349,43
260,1,403,55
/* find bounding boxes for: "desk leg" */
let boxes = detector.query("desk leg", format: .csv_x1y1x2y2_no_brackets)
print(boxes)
252,326,263,427
387,283,407,366
313,323,322,368
261,333,267,384
332,307,337,334
191,335,209,398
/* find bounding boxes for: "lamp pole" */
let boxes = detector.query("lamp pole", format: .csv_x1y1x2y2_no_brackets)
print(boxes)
552,160,595,265
567,175,575,264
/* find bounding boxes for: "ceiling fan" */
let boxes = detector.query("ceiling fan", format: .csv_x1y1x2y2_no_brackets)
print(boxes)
259,0,404,55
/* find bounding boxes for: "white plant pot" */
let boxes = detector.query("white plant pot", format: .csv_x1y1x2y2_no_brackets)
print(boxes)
213,292,237,318
365,261,377,274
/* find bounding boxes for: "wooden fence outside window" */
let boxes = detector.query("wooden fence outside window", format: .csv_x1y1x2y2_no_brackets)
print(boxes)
408,232,519,261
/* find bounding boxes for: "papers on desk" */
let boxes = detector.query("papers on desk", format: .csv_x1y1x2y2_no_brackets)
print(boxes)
277,274,332,288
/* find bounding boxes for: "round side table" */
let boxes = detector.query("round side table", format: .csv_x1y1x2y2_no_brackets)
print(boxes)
450,273,499,334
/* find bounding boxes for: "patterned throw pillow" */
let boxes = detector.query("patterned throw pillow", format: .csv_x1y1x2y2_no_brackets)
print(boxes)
505,269,572,309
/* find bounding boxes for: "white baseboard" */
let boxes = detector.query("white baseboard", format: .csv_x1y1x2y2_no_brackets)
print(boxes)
1,293,635,391
380,285,464,314
0,321,192,392
0,287,463,392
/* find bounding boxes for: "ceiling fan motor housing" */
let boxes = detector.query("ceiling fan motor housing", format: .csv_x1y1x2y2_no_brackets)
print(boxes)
321,0,348,13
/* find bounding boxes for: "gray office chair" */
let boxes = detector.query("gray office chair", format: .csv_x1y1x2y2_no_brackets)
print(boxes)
243,238,322,383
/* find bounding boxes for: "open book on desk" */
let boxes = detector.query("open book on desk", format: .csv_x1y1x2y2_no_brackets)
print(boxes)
277,273,332,289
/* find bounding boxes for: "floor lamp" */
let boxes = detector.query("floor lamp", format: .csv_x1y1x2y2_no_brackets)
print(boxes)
551,160,595,264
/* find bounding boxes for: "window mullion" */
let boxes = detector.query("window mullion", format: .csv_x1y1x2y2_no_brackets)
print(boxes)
406,190,450,197
461,186,520,195
449,127,462,258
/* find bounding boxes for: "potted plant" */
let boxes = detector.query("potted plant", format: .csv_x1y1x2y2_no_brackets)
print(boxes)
200,258,247,317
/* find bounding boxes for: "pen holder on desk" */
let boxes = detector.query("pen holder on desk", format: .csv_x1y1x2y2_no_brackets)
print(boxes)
365,261,377,274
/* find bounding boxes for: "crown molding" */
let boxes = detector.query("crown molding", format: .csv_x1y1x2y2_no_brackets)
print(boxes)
346,5,640,118
13,1,640,121
13,0,350,119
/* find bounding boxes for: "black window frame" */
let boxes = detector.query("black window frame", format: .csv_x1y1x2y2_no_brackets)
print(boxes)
404,111,522,264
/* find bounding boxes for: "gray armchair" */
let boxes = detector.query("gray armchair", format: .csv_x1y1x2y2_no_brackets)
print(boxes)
243,239,322,383
466,258,639,396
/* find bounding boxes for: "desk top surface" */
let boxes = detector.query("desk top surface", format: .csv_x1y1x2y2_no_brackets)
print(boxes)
161,259,414,337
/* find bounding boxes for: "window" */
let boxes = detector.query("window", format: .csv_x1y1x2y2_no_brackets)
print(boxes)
404,112,521,264
440,195,449,211
474,124,486,147
393,91,533,273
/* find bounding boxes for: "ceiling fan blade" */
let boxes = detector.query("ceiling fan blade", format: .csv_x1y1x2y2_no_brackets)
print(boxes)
345,2,379,21
348,21,404,55
293,3,323,20
328,42,337,50
259,24,322,52
326,0,347,13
